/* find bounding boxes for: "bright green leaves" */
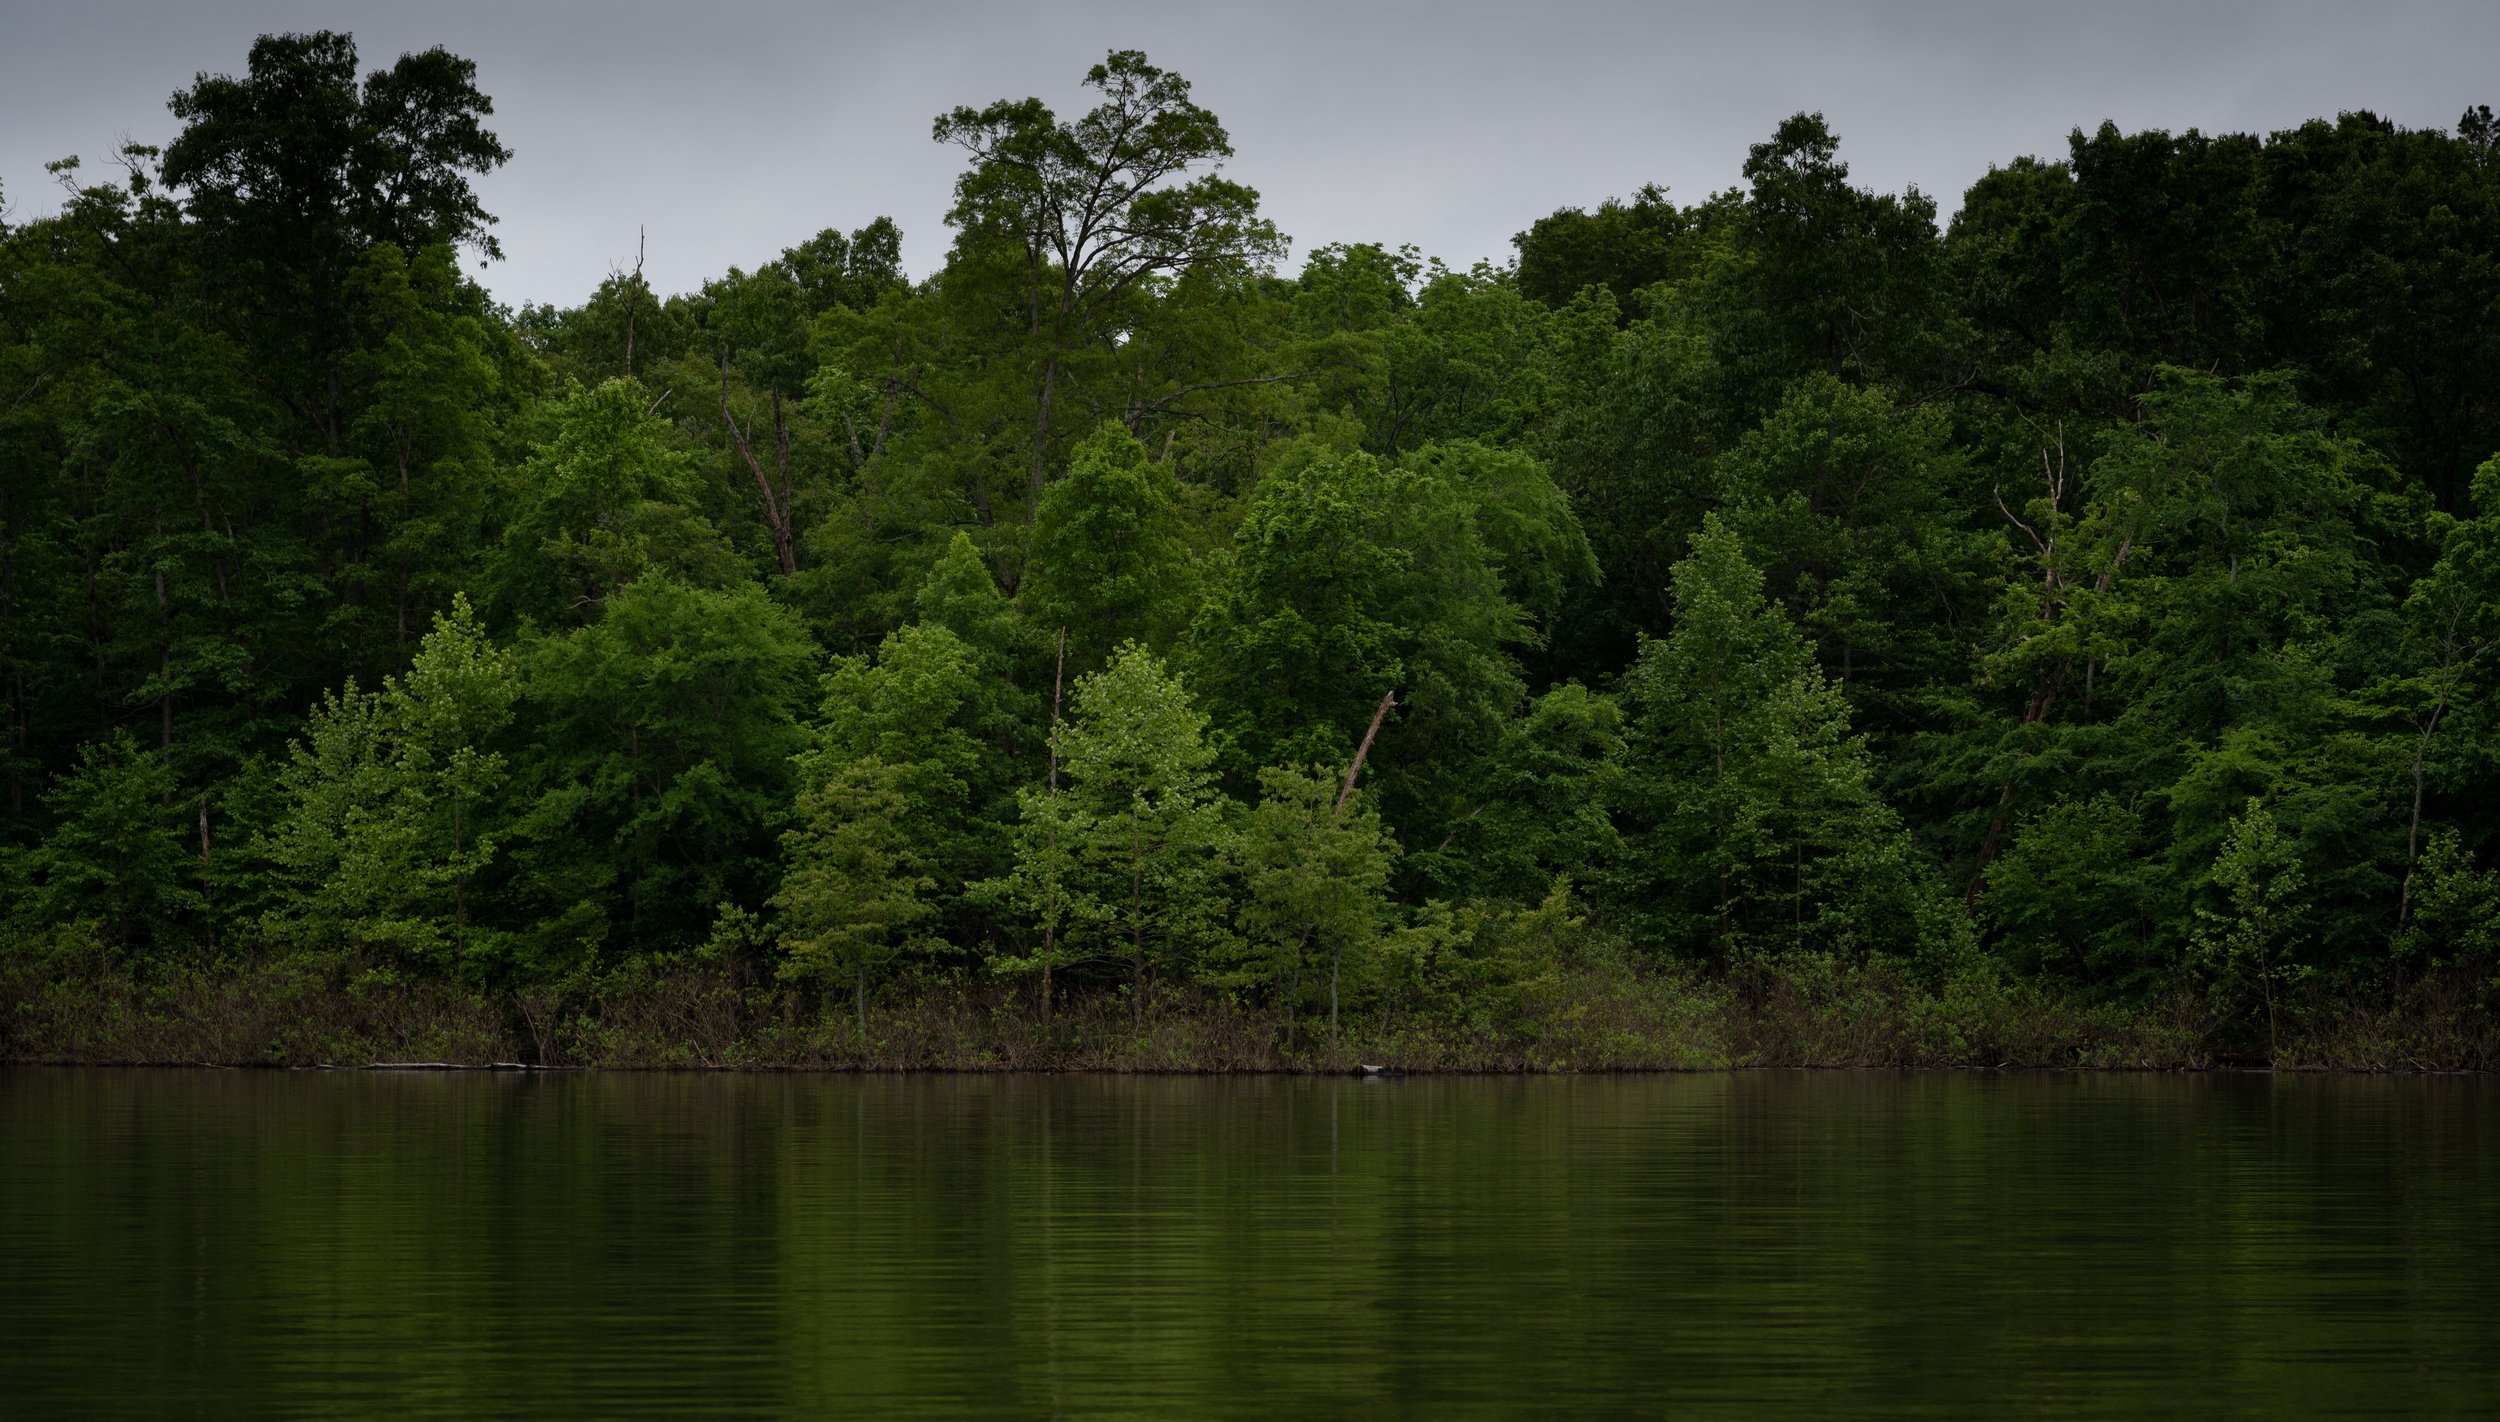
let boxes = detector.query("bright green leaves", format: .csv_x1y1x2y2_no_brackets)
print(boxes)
2190,799,2313,1053
1956,370,2415,973
1188,452,1418,775
259,571,817,985
917,532,1027,662
1294,247,1576,459
987,644,1231,1005
934,50,1284,503
1399,440,1597,632
1053,642,1225,861
1983,795,2159,989
260,595,516,976
18,36,2500,1051
807,617,1016,912
818,624,986,780
1235,763,1400,1044
772,758,938,1029
2393,829,2500,977
1711,374,1990,716
1440,683,1626,906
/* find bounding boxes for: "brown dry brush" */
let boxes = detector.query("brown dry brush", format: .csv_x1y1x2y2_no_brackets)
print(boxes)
3,954,2492,1072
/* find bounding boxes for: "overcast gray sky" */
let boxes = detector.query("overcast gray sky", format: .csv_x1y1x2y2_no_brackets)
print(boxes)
4,0,2493,310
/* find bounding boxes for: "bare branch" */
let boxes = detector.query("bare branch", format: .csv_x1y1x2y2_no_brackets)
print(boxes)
718,348,797,575
1335,691,1399,819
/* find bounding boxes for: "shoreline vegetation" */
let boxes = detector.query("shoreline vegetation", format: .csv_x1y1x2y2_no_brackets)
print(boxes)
10,957,2492,1072
7,35,2500,1075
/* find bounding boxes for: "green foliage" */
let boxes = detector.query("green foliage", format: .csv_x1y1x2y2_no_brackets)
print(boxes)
1983,796,2158,990
2393,829,2500,977
489,379,741,624
1514,184,1702,313
6,732,201,957
773,757,937,1028
346,242,505,647
1233,764,1400,1043
809,617,1019,911
1023,424,1198,667
1398,440,1597,630
2190,800,2313,1053
771,218,906,318
916,532,1030,665
260,596,516,976
1295,247,1582,457
987,644,1232,1006
1710,373,1992,720
1185,448,1527,846
8,34,2500,1057
503,577,814,974
934,49,1285,504
1444,683,1625,906
1614,518,1936,960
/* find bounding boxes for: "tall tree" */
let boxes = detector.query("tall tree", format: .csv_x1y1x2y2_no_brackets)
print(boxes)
988,643,1231,1014
1185,447,1530,862
773,757,937,1030
164,31,505,452
1613,517,1935,959
259,596,517,976
1236,762,1399,1049
935,49,1285,504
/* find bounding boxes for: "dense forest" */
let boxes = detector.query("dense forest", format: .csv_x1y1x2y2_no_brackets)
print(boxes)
5,33,2498,1067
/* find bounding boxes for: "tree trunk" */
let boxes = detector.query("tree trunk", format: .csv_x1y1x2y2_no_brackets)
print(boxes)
1029,354,1062,515
152,512,172,754
1329,945,1344,1060
197,794,215,953
623,227,645,377
1130,814,1145,1030
720,349,799,574
1336,691,1398,819
2399,702,2444,927
1039,629,1066,1026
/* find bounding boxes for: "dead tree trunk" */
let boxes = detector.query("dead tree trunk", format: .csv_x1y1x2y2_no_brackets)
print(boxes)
1335,691,1399,820
720,348,799,575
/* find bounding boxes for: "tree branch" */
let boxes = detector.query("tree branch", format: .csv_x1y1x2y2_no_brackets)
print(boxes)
719,347,797,575
1335,691,1398,819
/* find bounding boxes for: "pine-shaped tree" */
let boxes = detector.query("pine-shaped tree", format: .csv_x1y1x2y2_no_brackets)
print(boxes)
1614,516,1935,959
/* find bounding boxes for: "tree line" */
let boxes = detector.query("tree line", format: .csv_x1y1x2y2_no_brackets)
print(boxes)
5,33,2497,1053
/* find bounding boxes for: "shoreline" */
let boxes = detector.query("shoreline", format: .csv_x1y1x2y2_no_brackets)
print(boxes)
5,1061,2493,1077
10,956,2491,1076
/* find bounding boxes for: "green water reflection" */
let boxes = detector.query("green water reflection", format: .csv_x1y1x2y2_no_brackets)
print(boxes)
1,1070,2492,1418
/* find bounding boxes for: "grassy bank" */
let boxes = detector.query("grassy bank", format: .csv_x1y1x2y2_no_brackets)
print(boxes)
7,954,2492,1073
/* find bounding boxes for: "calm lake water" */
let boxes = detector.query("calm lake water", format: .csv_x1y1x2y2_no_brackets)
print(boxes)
1,1069,2493,1419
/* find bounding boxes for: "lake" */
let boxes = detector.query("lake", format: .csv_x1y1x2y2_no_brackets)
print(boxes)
1,1069,2492,1418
